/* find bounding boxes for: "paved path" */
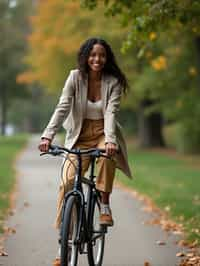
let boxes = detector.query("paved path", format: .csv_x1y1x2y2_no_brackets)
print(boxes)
1,136,183,266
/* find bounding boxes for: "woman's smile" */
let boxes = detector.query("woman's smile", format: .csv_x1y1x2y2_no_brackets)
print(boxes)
88,44,107,72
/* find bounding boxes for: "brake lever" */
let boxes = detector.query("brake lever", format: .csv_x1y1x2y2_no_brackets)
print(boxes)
100,153,110,159
40,150,63,156
40,152,49,156
95,150,111,159
100,149,119,159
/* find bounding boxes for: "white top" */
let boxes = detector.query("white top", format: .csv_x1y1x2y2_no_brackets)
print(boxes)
85,99,103,120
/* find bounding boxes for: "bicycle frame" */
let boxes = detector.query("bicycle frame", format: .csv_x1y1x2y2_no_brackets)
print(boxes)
60,150,107,252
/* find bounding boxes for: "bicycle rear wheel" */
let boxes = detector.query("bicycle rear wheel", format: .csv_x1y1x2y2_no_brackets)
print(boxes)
87,195,105,266
61,196,79,266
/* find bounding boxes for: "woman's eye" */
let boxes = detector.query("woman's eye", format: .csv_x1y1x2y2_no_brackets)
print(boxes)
90,52,105,57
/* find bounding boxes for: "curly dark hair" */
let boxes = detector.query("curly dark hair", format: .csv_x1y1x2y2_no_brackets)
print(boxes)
77,37,128,94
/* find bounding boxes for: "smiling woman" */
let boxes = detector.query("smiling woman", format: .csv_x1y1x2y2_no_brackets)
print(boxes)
38,37,132,266
87,44,107,73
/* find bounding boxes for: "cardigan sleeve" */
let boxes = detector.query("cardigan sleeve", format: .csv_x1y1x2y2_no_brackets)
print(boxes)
104,80,122,145
41,70,76,140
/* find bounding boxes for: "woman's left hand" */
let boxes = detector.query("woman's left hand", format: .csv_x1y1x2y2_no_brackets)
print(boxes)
105,142,117,157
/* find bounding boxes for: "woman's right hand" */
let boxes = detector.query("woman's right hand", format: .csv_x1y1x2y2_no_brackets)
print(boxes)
38,138,51,152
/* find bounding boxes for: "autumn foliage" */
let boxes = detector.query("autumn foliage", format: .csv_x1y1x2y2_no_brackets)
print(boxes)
18,0,125,92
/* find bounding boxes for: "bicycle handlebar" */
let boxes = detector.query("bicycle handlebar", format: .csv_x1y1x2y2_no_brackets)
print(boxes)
40,144,109,158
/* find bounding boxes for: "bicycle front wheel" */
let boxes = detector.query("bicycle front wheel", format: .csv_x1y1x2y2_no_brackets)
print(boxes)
61,196,79,266
87,196,105,266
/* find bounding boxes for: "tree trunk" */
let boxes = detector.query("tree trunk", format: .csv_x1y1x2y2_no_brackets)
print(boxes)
0,89,7,136
195,36,200,62
137,99,165,148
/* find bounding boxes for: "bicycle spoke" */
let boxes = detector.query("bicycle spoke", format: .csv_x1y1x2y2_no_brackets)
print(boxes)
61,196,79,266
87,197,105,266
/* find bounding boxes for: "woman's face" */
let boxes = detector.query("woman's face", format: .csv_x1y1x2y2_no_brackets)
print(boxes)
87,44,107,73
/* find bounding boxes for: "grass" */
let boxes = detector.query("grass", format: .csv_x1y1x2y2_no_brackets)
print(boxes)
0,134,28,233
117,141,200,243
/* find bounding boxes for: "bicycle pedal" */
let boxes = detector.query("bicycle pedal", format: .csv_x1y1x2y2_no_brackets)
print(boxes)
81,251,88,254
79,246,88,255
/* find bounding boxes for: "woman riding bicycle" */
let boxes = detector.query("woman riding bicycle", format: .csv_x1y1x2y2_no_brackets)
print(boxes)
38,37,132,266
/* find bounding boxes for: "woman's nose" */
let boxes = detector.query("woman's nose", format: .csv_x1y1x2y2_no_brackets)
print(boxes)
94,56,100,62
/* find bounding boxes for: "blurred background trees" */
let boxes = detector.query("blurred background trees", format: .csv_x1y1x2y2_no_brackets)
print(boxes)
0,0,31,135
82,0,200,152
1,0,200,153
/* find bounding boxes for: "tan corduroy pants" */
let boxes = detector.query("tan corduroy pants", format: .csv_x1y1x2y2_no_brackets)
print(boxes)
55,119,116,228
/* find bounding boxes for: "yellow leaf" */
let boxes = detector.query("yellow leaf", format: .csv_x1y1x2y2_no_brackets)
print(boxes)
149,32,157,41
188,67,197,76
151,55,167,70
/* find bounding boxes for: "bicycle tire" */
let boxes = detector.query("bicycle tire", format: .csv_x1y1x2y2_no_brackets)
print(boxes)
87,195,105,266
61,195,79,266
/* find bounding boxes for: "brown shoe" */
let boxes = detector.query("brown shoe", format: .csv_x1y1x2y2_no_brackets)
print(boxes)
99,213,114,226
99,204,114,226
53,258,60,266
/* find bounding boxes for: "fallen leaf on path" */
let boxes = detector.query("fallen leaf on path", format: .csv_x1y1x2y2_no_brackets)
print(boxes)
189,256,199,262
186,253,195,257
3,226,16,235
142,206,155,213
176,239,189,247
0,236,6,245
176,252,185,257
24,201,30,207
144,218,160,226
8,210,15,216
156,240,166,245
0,250,8,256
173,230,183,235
179,253,200,266
145,217,183,233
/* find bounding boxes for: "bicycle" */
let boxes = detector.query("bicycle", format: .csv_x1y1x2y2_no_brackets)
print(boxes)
41,144,111,266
